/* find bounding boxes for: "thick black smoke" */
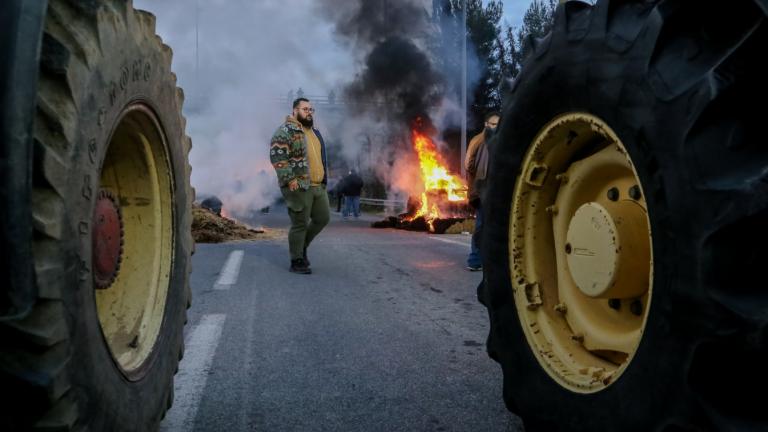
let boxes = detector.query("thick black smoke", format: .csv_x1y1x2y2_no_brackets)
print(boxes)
346,36,443,123
327,0,427,45
316,0,444,125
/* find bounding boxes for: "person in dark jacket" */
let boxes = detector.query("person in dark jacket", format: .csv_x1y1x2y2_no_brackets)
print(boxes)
341,170,364,218
464,111,499,271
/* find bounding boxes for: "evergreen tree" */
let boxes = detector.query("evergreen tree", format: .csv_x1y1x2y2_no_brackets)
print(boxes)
501,0,557,82
466,0,503,120
433,0,504,128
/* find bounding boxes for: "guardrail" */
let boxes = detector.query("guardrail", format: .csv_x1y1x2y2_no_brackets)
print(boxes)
358,197,407,212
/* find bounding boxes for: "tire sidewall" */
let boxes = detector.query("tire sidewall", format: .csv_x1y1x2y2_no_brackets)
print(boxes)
482,33,709,431
62,13,189,430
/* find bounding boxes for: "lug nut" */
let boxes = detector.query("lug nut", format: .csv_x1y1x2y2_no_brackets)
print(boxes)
607,187,619,201
608,299,621,310
629,185,642,200
630,299,643,316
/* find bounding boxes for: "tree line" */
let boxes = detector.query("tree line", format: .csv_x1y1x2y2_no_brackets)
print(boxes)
433,0,558,130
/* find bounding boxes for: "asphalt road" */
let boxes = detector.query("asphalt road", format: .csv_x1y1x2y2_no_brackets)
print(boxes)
160,205,524,432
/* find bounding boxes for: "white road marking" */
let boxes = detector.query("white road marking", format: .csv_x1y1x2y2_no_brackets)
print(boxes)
213,250,244,290
428,235,471,247
160,314,227,432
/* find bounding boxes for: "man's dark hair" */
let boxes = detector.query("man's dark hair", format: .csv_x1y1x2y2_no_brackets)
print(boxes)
485,111,501,121
293,97,310,109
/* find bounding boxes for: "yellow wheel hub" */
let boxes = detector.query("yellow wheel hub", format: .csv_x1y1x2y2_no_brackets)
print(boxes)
510,113,653,393
94,104,174,378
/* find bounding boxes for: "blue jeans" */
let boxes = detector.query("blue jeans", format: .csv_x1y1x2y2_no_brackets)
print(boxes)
343,195,360,217
467,207,482,267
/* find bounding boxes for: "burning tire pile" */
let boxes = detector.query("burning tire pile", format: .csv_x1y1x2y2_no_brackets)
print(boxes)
371,126,473,234
371,195,472,234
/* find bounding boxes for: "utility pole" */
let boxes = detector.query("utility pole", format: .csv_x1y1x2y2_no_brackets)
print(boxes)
460,0,468,178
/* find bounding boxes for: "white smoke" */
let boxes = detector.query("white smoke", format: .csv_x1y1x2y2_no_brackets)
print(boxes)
134,0,355,217
134,0,498,210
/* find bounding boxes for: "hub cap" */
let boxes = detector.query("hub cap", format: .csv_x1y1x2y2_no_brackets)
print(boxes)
92,190,123,289
509,112,653,393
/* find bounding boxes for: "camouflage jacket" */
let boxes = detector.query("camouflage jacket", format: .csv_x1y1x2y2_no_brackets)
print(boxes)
269,116,328,190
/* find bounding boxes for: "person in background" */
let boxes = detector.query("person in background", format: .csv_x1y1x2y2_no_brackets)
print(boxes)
333,177,345,213
269,98,330,274
464,111,500,271
341,169,364,219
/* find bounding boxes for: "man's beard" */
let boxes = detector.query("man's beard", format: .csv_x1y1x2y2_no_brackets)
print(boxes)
485,126,497,138
297,114,314,128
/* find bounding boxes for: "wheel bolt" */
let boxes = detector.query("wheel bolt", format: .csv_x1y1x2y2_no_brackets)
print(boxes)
607,187,619,201
608,299,621,310
629,185,642,200
630,299,643,316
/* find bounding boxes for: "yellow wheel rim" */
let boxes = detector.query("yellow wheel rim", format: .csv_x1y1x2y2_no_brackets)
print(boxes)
95,103,174,378
510,112,653,393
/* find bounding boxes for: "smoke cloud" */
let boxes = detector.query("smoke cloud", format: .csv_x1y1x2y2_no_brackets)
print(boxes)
135,0,483,209
316,0,442,123
314,0,481,200
134,0,354,218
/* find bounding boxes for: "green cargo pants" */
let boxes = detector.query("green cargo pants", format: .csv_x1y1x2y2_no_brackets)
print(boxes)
281,184,330,260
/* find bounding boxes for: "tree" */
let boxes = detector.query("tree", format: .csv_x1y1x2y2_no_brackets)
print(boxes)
467,0,504,121
433,0,504,129
501,0,557,83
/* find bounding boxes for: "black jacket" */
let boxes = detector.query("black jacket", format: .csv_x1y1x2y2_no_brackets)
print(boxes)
340,173,364,196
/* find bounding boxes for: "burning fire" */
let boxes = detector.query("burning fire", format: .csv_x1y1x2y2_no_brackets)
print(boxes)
408,129,467,223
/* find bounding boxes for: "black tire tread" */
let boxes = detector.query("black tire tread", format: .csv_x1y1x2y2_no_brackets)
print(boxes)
0,0,191,429
482,1,768,430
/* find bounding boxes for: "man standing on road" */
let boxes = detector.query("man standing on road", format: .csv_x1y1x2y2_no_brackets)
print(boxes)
465,111,500,272
341,169,364,219
270,98,330,274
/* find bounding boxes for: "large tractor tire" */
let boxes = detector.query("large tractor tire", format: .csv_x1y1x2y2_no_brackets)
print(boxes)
479,1,767,431
0,1,192,430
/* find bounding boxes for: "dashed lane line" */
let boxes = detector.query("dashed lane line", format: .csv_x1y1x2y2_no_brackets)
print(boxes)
213,250,244,290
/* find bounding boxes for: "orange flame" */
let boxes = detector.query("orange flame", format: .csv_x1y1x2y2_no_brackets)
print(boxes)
409,130,467,224
221,207,232,220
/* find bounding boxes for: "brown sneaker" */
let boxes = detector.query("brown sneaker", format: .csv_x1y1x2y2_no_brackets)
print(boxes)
290,258,312,274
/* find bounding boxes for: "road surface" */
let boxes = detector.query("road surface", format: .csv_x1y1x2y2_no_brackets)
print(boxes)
160,206,524,432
